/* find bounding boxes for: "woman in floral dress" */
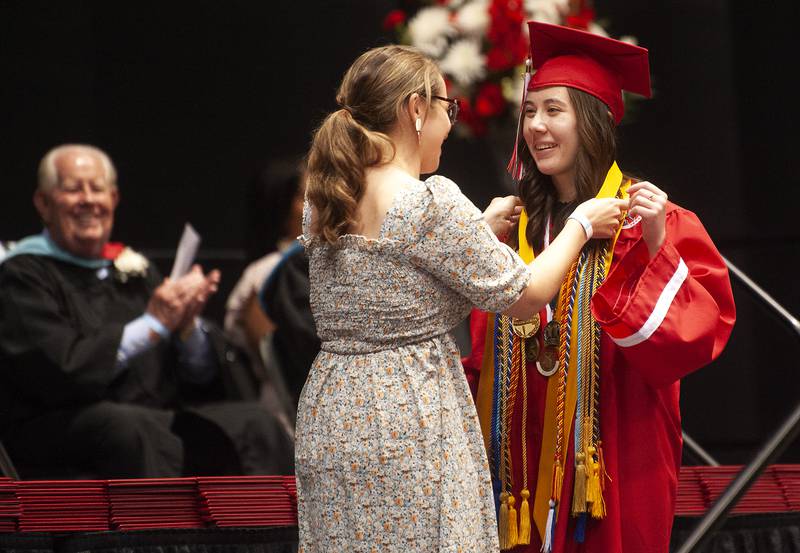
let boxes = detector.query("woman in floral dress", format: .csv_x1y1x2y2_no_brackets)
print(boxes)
295,44,627,553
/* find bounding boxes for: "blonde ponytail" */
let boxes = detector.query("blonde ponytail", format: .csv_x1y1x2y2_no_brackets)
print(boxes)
307,108,395,243
306,45,441,243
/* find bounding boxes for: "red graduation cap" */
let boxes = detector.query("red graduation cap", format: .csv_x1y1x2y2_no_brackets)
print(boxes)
527,21,651,124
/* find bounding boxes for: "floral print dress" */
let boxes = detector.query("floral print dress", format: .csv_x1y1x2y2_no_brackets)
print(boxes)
295,175,530,553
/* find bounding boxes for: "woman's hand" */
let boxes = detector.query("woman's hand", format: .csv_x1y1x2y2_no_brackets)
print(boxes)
570,197,630,239
627,181,668,257
483,195,523,238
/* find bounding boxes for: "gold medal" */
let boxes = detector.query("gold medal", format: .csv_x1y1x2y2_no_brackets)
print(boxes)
537,346,559,377
524,336,540,363
543,320,560,347
511,312,540,338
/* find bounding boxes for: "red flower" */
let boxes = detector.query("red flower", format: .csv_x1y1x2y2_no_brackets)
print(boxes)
565,7,595,31
474,82,506,118
457,97,488,137
486,0,527,71
486,42,526,72
102,242,125,260
382,9,406,31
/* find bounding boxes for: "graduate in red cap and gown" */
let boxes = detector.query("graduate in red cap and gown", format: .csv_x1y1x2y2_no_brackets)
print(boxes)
464,22,736,553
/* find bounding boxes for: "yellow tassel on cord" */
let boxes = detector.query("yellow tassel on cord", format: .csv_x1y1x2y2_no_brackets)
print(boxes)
590,485,606,519
571,453,587,515
593,445,609,518
518,489,531,545
588,461,607,518
507,494,519,548
553,463,564,500
598,442,611,490
498,491,509,550
586,447,606,518
586,447,599,505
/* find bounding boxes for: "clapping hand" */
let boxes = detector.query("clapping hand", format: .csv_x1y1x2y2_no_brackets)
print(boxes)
147,265,221,336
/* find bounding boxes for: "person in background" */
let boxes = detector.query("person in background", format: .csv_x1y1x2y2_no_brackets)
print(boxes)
258,241,316,417
224,158,306,435
0,144,294,478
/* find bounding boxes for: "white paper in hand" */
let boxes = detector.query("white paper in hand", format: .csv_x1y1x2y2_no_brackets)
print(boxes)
169,223,201,280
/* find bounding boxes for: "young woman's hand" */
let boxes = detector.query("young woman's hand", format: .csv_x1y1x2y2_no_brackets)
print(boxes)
482,195,523,238
570,197,629,239
627,181,668,257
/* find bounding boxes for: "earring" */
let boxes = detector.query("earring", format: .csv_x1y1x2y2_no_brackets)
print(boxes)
415,118,422,142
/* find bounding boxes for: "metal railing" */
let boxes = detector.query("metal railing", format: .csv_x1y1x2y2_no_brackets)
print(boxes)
0,441,19,480
682,431,719,467
675,256,800,553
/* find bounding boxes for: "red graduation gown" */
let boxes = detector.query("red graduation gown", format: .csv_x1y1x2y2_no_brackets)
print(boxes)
464,202,736,553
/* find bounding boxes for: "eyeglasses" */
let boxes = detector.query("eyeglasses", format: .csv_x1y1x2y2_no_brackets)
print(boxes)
432,95,460,124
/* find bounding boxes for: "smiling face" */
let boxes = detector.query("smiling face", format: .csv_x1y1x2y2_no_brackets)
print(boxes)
34,148,119,259
522,85,580,193
418,75,453,175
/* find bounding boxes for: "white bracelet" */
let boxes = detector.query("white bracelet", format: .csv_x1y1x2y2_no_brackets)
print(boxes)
567,213,593,240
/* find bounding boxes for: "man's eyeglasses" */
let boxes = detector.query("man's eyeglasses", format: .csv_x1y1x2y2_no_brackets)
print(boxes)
432,95,459,124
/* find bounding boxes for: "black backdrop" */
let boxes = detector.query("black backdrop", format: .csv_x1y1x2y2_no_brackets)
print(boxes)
1,0,798,465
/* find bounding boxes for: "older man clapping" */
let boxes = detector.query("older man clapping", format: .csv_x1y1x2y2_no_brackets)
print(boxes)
0,144,293,479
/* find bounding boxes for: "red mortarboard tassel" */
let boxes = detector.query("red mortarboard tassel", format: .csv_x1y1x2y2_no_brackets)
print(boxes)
506,59,531,181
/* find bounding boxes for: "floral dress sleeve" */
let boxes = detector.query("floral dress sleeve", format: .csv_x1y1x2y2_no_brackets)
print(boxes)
405,175,530,314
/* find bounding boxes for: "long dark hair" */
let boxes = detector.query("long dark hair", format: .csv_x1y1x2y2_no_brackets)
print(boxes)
514,88,620,252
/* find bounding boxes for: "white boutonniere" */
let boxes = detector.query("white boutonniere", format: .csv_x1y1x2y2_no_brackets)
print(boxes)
114,247,149,282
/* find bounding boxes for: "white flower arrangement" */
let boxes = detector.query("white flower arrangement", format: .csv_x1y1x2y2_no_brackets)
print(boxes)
454,0,490,37
114,247,149,283
407,6,456,58
439,39,487,87
524,0,566,25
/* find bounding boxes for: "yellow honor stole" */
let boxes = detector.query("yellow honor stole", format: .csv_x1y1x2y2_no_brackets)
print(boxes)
475,162,629,551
